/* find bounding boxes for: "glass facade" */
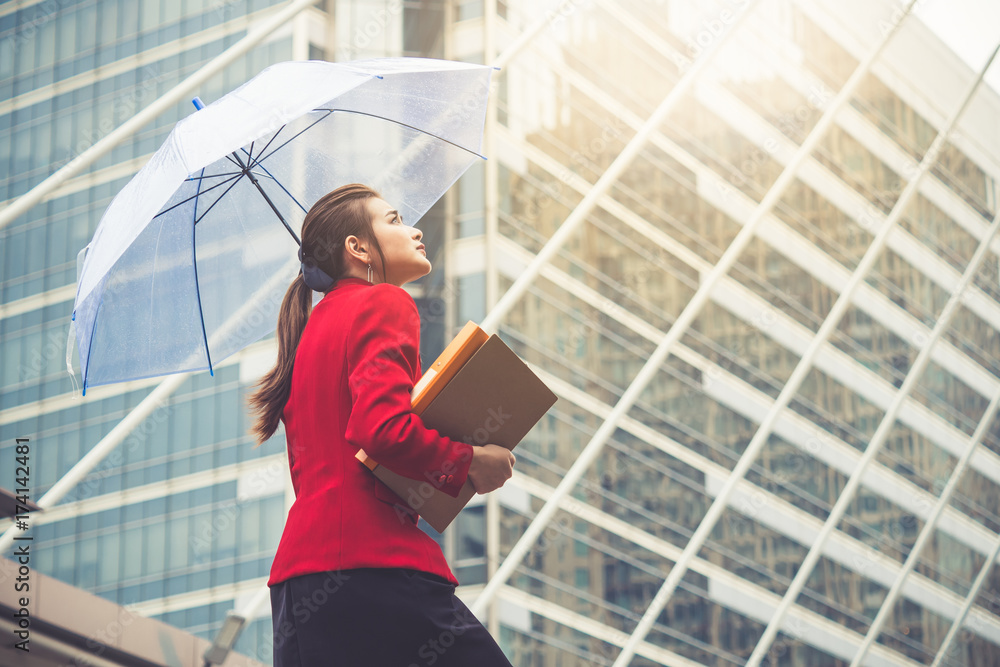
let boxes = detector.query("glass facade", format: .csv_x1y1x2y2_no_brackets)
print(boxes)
452,1,1000,666
2,0,1000,665
3,0,322,661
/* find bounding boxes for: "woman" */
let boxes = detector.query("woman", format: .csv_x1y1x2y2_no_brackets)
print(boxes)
247,184,516,666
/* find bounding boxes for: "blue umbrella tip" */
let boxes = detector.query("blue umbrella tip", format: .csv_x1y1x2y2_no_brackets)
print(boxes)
192,96,205,110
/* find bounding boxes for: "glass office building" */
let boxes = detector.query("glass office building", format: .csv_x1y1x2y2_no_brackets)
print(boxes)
2,0,1000,665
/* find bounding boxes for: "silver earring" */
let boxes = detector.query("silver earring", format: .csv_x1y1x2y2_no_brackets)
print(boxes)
367,264,372,283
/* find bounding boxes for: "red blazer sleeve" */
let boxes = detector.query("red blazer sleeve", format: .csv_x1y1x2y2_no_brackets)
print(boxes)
343,284,474,498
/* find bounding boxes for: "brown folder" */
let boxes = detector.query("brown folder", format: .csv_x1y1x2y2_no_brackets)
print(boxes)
356,320,486,476
411,320,489,413
356,322,558,532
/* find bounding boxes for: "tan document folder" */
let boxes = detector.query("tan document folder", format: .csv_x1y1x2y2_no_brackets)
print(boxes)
411,320,489,413
356,322,558,532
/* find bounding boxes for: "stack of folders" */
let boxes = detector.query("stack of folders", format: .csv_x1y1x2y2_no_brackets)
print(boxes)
355,321,558,532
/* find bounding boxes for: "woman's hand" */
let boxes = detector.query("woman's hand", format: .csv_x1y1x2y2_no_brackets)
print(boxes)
467,444,516,494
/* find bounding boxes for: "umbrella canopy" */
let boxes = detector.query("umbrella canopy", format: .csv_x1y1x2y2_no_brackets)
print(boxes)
68,57,493,395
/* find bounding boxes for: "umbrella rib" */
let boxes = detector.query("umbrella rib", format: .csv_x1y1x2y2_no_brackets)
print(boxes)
314,108,487,160
234,140,310,216
250,161,309,214
192,166,207,226
153,173,243,220
190,169,215,379
193,173,246,225
246,125,285,170
229,149,302,245
250,109,335,166
185,171,243,181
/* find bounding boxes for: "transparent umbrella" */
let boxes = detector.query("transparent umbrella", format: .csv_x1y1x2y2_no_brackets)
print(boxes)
67,57,494,395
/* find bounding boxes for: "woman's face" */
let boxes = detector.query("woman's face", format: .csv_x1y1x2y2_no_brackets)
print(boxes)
367,197,431,286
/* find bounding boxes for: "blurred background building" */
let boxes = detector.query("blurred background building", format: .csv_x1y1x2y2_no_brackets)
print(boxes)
1,0,999,665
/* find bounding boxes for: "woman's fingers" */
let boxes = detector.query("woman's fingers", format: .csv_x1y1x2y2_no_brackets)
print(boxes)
469,444,516,494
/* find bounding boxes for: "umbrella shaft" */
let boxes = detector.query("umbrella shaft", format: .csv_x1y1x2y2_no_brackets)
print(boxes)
231,150,302,247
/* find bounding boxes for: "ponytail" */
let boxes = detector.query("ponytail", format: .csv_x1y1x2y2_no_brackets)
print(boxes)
245,183,384,448
247,272,314,447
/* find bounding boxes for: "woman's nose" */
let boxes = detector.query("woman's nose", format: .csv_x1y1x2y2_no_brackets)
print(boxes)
413,228,423,240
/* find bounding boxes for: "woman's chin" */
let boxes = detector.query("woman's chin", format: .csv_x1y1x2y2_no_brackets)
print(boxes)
394,261,433,286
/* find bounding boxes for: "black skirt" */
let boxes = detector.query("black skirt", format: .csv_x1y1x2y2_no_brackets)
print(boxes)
270,567,514,667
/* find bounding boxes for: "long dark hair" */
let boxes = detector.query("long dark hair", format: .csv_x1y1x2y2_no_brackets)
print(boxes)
246,183,387,448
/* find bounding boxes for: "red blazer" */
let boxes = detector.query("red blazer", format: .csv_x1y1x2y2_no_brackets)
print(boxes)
267,277,475,588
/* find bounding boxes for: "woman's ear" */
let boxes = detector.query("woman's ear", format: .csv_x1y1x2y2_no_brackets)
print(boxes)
344,235,368,262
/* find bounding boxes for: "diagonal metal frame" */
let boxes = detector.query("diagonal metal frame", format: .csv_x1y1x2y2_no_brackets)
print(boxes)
850,229,1000,666
490,251,979,661
507,468,932,666
930,531,1000,667
474,1,1000,656
503,45,1000,529
471,5,916,657
497,116,1000,612
510,15,1000,450
484,2,1000,644
576,2,914,667
745,43,1000,667
469,0,763,618
611,2,933,662
545,36,1000,419
501,126,1000,662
